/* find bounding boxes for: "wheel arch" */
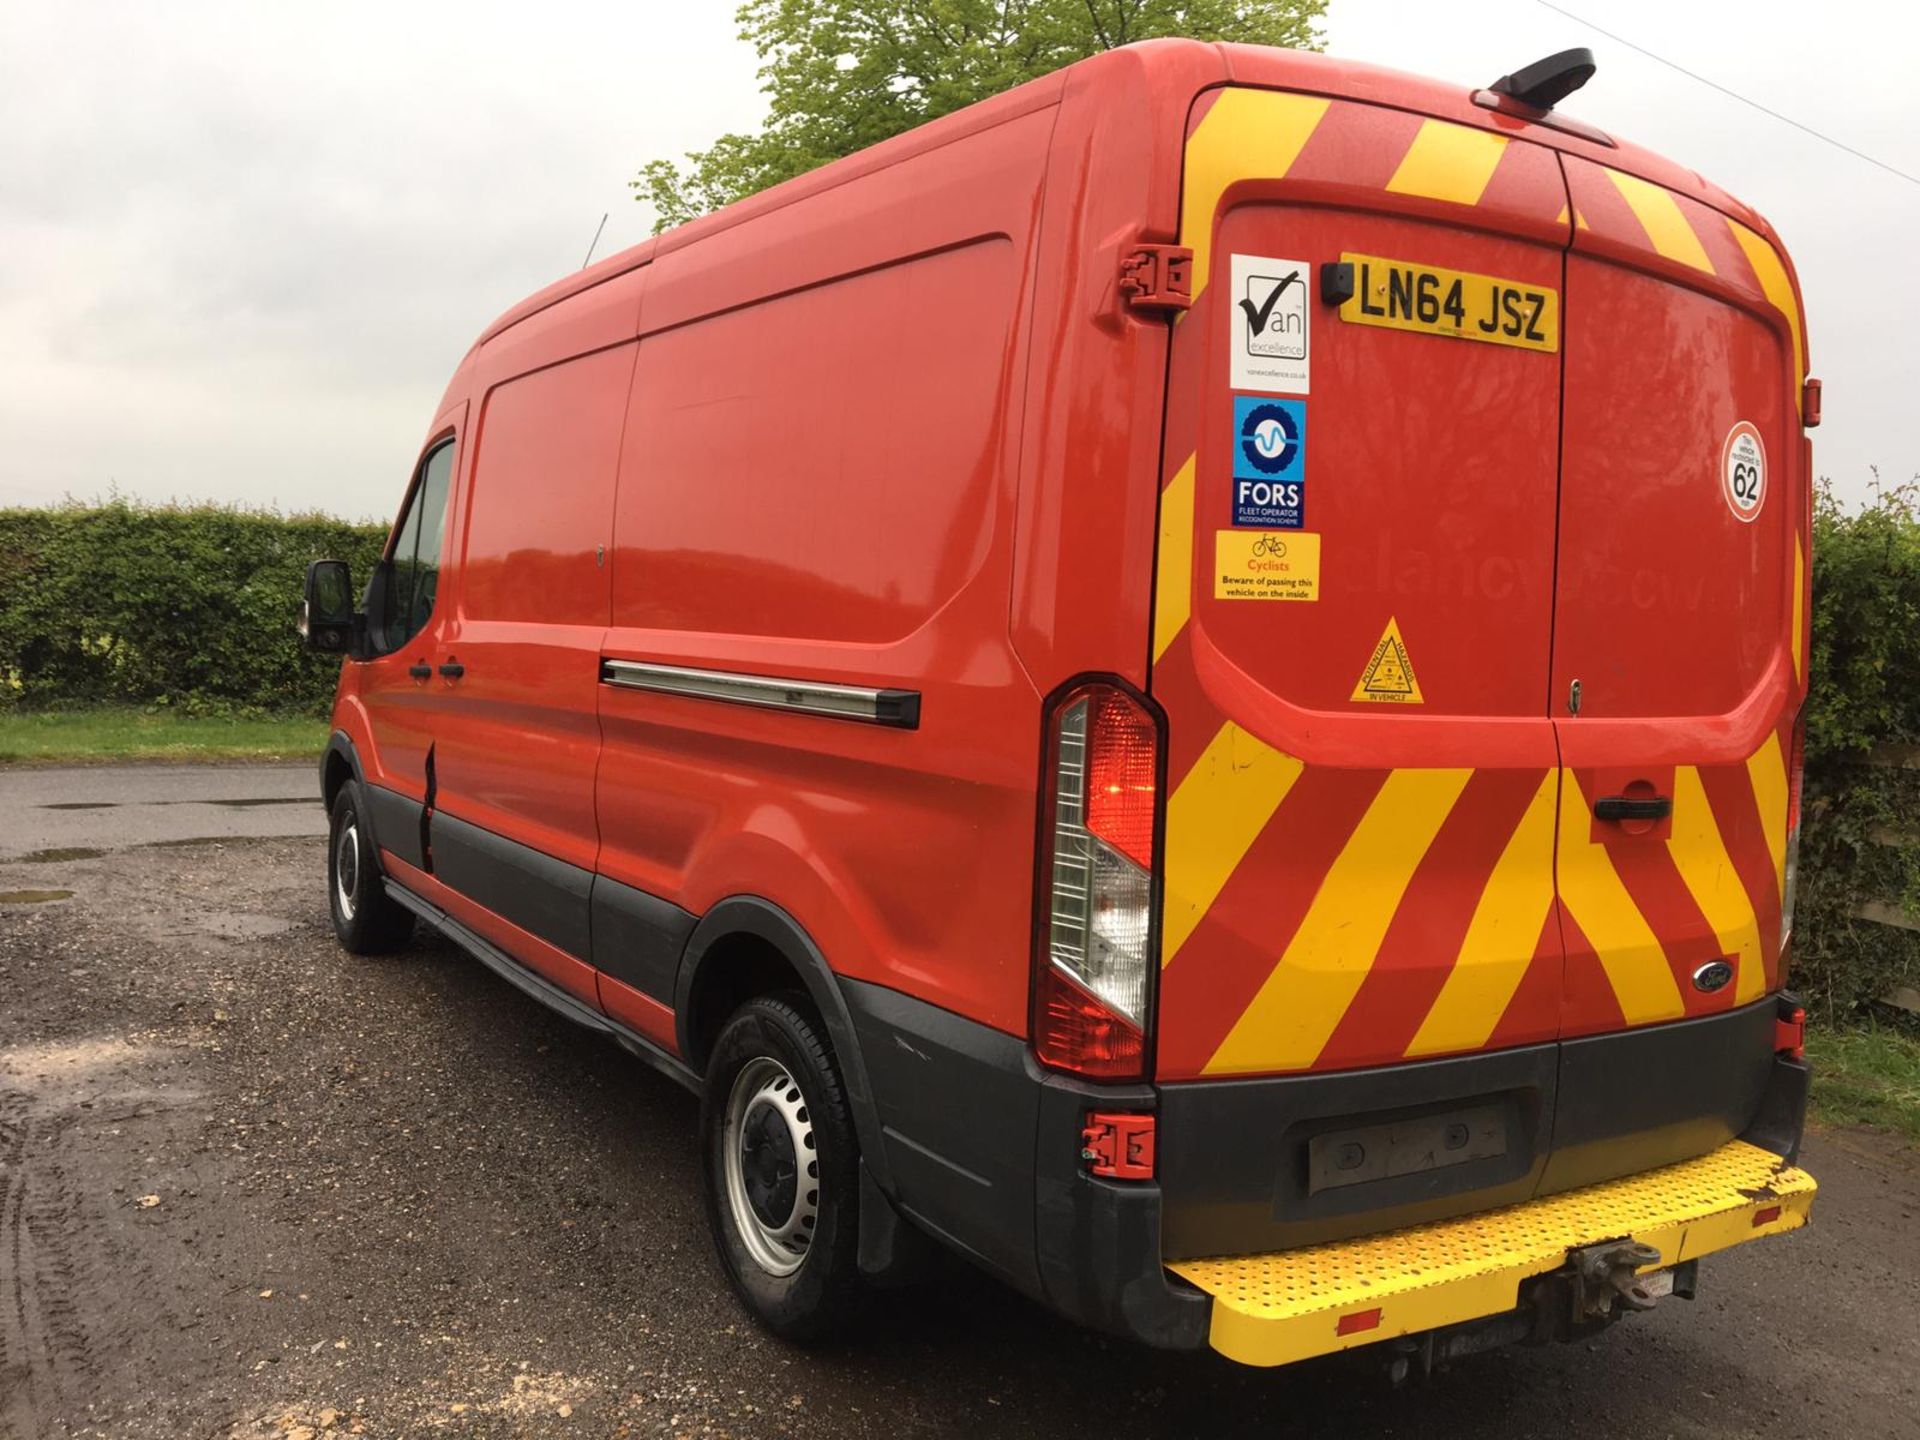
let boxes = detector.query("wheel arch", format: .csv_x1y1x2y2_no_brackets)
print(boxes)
675,896,894,1192
320,730,385,860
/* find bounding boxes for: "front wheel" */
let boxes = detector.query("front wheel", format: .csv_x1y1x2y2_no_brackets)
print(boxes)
327,785,414,954
701,996,864,1342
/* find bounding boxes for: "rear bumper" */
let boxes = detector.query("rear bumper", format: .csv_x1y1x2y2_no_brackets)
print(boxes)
1173,1138,1816,1367
837,979,1811,1361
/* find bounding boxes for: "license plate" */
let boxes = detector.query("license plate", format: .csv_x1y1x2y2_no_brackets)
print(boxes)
1638,1267,1677,1300
1338,252,1559,352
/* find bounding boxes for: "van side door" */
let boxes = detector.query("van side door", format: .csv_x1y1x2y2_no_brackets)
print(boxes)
419,268,645,1007
352,423,461,871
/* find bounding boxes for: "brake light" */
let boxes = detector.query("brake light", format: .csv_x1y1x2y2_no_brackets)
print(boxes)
1775,995,1806,1061
1033,681,1163,1080
1780,708,1806,965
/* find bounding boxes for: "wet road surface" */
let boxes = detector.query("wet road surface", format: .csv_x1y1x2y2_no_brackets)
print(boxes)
0,763,324,861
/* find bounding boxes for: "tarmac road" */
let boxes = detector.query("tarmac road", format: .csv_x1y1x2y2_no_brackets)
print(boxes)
1,765,1917,1439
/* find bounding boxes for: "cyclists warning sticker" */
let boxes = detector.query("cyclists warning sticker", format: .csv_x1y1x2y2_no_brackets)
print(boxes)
1351,617,1424,704
1214,530,1320,601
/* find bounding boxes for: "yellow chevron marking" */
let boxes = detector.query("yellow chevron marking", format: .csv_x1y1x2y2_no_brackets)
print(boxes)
1181,89,1331,301
1556,774,1687,1024
1555,203,1591,232
1206,767,1472,1075
1668,766,1768,1005
1729,219,1807,412
1792,533,1807,681
1386,120,1509,207
1606,169,1715,274
1153,456,1195,663
1407,771,1559,1058
1747,731,1789,893
1161,724,1304,966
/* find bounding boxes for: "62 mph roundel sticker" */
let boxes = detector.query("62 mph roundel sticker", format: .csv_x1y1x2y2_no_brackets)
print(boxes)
1721,421,1767,523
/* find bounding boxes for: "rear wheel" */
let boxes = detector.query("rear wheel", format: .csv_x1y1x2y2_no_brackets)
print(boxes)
327,785,414,954
702,995,863,1341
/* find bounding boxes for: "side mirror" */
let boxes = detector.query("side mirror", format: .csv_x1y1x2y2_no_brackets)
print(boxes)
300,559,356,654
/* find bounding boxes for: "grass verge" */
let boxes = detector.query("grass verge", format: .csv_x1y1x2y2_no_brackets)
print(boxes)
0,707,327,764
1807,1023,1920,1144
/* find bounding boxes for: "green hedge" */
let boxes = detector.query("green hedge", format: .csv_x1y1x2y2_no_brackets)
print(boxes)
0,501,388,717
1794,480,1920,1019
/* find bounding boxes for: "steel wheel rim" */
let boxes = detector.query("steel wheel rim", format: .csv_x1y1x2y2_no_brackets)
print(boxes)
335,820,359,921
722,1055,818,1277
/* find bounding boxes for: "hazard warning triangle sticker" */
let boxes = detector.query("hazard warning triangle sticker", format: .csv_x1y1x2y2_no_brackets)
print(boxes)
1351,617,1424,704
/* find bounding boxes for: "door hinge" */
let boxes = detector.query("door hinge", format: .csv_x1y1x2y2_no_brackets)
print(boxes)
1119,244,1193,314
1081,1111,1156,1180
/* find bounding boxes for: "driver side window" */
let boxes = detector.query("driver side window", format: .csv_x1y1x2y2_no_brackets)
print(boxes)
381,439,455,650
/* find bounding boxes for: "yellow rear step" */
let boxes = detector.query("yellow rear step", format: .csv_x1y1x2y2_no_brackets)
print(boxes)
1168,1139,1815,1367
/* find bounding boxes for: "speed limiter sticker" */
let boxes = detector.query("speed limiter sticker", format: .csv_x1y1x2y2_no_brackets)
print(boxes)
1722,421,1766,523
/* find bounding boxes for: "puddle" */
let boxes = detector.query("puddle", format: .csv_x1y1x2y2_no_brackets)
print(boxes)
0,889,75,904
17,847,106,863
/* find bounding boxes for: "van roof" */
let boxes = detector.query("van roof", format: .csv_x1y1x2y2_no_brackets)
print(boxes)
470,38,1780,355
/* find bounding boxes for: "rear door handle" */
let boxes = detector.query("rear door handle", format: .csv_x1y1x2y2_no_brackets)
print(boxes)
1594,795,1672,822
439,663,465,680
407,663,432,680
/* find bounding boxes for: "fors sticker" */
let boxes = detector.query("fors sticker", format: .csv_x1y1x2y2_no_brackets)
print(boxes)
1232,396,1305,529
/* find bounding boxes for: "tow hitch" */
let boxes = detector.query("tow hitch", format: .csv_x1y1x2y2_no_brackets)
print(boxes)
1383,1245,1700,1384
1572,1240,1678,1319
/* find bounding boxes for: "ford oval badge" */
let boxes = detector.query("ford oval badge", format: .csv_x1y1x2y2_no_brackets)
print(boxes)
1692,959,1735,994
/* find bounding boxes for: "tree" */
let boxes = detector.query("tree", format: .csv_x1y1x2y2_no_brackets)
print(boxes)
636,0,1327,233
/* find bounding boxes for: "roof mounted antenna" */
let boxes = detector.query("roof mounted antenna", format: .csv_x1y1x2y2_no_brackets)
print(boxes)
1489,47,1596,112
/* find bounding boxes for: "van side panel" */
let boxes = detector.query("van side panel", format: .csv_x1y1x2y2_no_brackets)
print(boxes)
594,108,1055,1037
1006,43,1219,694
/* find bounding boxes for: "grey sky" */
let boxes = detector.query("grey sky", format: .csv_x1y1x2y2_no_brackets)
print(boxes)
2,1,1913,521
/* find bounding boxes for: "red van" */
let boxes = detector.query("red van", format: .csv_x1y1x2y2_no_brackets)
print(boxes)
302,40,1818,1370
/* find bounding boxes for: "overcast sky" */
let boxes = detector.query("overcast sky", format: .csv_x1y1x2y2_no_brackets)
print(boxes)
2,0,1914,521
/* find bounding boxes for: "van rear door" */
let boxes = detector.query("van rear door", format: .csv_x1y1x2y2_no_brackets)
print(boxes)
1151,93,1570,1089
1540,157,1807,1188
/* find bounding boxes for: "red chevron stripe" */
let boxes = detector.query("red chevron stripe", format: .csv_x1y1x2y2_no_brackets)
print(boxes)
1486,904,1568,1051
1315,767,1546,1070
1156,764,1388,1079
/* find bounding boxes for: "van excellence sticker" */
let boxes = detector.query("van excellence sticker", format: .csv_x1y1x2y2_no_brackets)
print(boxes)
1215,530,1320,602
1230,254,1310,395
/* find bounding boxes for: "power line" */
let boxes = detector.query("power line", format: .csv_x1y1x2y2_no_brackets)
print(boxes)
1533,0,1920,188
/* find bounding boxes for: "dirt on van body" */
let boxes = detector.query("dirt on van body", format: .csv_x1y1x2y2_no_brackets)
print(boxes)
2,772,1918,1439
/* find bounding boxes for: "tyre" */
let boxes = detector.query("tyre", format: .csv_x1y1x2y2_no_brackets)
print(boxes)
327,784,414,954
702,995,864,1342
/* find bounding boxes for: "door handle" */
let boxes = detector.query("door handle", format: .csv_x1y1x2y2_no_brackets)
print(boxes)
408,663,432,681
1594,795,1672,822
438,663,465,680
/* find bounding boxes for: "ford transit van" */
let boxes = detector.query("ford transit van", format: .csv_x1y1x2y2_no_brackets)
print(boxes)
302,40,1817,1369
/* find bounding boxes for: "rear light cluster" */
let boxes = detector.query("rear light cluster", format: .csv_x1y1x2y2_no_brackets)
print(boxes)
1033,681,1163,1081
1780,707,1807,966
1775,995,1807,1062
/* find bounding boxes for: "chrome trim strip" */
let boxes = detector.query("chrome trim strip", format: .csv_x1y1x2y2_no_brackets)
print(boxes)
599,659,920,729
